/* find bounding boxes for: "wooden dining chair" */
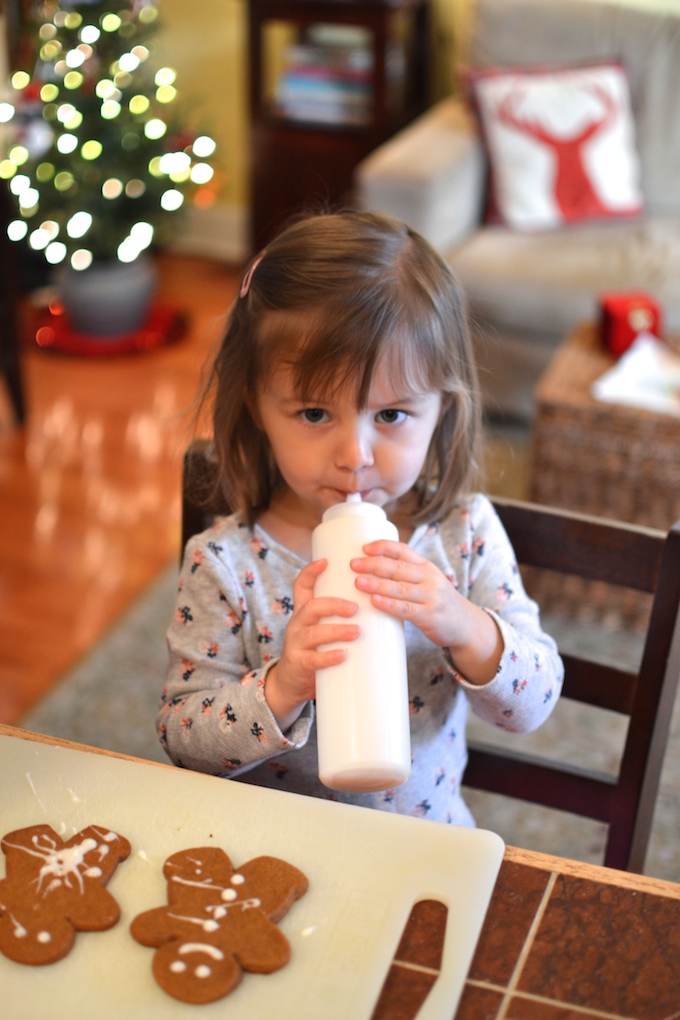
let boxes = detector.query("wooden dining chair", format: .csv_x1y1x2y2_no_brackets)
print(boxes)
181,437,680,873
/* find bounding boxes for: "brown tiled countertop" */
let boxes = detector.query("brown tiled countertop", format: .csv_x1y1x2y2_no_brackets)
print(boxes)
461,847,680,1019
373,845,680,1020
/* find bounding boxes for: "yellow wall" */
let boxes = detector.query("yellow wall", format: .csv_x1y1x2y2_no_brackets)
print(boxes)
159,0,249,209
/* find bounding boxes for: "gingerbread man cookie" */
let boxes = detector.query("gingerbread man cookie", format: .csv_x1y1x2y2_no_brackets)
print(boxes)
130,846,309,1004
0,823,131,965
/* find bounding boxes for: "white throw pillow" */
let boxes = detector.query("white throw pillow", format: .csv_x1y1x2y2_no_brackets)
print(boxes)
468,61,644,230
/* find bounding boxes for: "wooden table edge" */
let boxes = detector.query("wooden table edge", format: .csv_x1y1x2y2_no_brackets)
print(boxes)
0,722,174,769
503,844,680,899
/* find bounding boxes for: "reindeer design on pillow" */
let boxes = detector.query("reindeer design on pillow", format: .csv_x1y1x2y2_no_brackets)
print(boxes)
496,83,618,220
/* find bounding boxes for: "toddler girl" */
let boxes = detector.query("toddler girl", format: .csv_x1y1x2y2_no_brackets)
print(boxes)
159,211,563,826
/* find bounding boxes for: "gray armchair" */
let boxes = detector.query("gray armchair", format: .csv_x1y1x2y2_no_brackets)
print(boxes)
355,0,680,419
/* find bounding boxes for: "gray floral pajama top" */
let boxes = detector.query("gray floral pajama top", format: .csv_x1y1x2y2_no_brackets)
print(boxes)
159,492,564,827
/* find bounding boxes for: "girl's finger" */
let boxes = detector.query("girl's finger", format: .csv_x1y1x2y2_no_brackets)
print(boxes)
360,540,426,563
308,622,361,648
354,574,418,600
309,647,350,670
294,557,328,591
351,555,424,584
293,646,349,676
296,596,359,623
291,559,329,611
369,592,415,619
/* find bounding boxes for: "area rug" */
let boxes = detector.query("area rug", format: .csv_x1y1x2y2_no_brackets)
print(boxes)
20,562,178,766
19,555,680,882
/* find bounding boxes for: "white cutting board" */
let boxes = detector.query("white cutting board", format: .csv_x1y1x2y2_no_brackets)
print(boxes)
0,733,504,1019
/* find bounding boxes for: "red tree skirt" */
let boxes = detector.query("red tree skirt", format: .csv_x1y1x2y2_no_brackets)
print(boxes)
28,301,188,356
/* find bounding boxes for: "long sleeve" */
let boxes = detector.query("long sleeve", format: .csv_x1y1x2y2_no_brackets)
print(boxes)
436,495,564,733
158,520,313,775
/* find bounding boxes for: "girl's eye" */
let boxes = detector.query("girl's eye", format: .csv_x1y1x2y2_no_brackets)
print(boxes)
300,408,328,424
377,408,407,425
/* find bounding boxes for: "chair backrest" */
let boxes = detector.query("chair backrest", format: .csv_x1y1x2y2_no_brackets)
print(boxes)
181,438,680,872
181,438,226,554
466,499,680,873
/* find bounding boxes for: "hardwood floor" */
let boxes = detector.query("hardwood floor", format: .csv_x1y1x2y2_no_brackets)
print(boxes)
0,253,241,724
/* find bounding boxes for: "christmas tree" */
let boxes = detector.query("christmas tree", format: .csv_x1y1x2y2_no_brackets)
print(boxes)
1,0,217,270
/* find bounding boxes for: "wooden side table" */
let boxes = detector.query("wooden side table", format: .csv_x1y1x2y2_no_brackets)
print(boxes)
527,322,680,627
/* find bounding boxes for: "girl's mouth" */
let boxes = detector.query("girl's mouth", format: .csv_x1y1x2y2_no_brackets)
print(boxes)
336,488,374,502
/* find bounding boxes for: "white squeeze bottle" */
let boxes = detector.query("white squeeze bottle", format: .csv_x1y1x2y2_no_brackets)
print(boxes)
312,493,411,792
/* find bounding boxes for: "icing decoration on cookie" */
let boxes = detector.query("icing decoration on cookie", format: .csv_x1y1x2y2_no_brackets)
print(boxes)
130,846,309,1004
0,824,131,965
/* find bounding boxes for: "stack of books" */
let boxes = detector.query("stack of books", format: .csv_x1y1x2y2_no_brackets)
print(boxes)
275,37,373,127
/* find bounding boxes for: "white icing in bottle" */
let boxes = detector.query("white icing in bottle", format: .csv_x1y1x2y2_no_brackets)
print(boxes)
312,494,411,792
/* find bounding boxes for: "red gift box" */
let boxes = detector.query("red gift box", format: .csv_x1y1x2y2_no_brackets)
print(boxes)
599,292,662,356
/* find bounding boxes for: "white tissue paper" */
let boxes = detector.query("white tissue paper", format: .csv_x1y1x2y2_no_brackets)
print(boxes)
591,333,680,417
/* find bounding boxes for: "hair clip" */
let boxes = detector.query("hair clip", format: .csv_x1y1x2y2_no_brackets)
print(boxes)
239,251,267,298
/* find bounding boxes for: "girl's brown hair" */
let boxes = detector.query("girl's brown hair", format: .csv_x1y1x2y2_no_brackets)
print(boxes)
206,210,481,527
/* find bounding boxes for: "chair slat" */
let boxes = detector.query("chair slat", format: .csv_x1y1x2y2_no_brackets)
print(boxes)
560,656,637,714
493,498,664,592
463,745,616,822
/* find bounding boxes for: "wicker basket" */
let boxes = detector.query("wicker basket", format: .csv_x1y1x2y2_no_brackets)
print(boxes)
526,322,680,630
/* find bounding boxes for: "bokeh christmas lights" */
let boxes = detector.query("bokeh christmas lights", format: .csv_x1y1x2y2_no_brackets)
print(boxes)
1,0,218,269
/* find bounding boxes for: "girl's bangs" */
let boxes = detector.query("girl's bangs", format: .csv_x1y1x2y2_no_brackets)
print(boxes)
256,294,450,406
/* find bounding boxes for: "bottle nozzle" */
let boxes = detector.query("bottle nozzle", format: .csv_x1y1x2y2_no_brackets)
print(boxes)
320,491,386,522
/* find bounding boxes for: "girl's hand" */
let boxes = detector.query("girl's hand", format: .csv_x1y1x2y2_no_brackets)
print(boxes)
351,540,503,686
264,559,360,731
351,540,460,648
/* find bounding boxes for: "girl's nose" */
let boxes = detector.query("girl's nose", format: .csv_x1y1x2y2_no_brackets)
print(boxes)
335,424,374,472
